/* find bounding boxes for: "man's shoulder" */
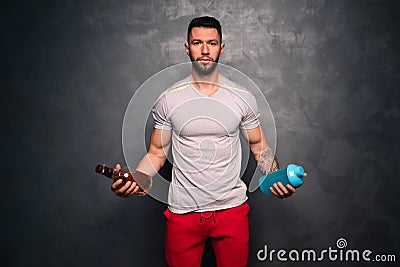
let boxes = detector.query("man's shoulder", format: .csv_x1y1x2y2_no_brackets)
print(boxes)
163,77,192,96
154,77,192,106
220,76,257,102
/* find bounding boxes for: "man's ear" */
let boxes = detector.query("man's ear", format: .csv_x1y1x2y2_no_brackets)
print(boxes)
219,42,225,56
184,42,190,56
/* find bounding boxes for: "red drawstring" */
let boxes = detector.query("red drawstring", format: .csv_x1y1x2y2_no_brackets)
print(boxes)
200,211,216,224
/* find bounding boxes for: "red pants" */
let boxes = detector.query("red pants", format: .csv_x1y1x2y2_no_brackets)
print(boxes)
164,202,250,267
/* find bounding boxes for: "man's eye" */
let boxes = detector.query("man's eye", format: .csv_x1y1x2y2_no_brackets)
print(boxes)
210,42,217,46
193,41,200,45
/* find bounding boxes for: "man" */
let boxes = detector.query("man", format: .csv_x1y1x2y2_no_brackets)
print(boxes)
112,16,307,267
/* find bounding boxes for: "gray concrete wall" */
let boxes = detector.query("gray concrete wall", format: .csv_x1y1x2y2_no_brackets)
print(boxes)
2,0,399,266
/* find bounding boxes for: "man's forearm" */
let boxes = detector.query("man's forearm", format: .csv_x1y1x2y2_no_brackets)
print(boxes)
131,152,166,195
257,148,279,174
135,152,167,178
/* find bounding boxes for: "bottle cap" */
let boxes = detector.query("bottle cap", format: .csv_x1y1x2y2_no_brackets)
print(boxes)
286,164,305,187
95,164,114,178
95,164,105,174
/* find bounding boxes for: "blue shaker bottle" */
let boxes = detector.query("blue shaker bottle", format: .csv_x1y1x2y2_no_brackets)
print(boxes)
259,164,305,194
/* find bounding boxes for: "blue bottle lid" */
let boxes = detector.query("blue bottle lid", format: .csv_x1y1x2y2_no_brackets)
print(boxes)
286,164,305,187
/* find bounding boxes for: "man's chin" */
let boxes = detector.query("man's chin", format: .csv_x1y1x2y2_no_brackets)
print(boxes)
192,61,218,75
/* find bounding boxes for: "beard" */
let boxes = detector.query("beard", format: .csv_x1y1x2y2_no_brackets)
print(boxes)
189,53,220,76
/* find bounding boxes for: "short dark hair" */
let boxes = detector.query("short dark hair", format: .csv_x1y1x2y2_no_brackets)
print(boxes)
187,16,222,43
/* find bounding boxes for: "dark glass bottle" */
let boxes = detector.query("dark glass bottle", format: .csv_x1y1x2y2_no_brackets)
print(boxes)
95,164,152,195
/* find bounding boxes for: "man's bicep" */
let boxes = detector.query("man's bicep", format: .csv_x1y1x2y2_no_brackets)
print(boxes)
135,128,171,176
241,125,263,145
242,125,279,173
242,125,272,156
148,128,172,157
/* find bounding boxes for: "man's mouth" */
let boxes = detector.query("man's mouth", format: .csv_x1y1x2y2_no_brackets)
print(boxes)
198,58,213,63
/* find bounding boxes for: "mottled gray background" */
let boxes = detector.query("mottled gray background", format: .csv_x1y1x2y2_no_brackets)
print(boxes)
2,0,400,266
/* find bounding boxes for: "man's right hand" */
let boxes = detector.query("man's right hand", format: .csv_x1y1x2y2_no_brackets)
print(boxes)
111,164,141,198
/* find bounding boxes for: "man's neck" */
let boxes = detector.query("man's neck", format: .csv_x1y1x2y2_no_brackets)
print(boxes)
190,67,222,96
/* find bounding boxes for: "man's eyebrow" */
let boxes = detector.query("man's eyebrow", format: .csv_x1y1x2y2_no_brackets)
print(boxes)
191,38,219,43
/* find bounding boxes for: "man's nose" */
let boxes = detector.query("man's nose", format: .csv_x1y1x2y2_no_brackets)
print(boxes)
201,43,209,55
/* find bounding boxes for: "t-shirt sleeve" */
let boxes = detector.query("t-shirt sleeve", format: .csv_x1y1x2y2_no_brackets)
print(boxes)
240,93,261,130
152,95,172,130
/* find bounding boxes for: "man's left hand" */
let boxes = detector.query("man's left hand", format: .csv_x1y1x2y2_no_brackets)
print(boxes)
270,172,308,199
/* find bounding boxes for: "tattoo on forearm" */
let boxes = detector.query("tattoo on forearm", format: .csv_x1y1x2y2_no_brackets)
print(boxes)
258,148,279,174
271,158,279,172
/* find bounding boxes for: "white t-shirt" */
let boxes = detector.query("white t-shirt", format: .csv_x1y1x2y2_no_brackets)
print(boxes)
152,77,260,214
